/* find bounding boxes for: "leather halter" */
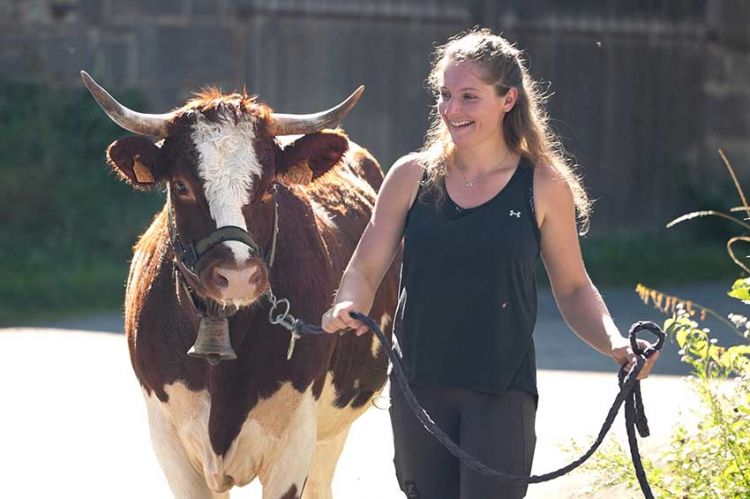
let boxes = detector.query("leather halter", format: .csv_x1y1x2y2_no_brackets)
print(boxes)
167,183,280,307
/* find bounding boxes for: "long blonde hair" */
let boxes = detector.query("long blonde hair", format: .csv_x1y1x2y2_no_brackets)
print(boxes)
418,28,592,233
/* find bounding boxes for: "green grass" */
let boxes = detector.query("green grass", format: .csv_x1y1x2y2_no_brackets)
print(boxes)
536,232,740,288
0,261,128,325
581,233,740,286
0,81,162,326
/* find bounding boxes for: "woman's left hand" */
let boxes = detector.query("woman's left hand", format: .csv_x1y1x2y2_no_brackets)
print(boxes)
610,338,660,380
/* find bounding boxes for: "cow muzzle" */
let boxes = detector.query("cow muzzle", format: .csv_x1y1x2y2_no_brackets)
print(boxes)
202,260,269,306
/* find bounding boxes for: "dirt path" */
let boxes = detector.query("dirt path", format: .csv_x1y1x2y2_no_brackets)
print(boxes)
4,281,737,497
1,327,701,498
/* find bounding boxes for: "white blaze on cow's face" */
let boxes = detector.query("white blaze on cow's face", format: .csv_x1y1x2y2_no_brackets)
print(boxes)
191,112,262,263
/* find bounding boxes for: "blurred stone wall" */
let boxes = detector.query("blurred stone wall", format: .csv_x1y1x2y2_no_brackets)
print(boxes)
2,0,749,234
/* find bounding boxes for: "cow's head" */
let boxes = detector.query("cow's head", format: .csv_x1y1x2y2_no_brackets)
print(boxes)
82,71,358,309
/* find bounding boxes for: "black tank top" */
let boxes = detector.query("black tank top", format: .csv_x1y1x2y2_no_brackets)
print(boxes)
396,157,541,397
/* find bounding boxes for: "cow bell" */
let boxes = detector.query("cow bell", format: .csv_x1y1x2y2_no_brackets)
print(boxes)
188,316,237,365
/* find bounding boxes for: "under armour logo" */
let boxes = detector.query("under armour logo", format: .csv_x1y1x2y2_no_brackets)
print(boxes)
509,210,521,218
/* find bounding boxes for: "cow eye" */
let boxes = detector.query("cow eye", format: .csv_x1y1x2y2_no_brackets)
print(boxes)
174,180,189,195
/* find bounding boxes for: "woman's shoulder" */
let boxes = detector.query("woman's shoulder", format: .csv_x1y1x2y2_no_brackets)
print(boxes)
381,152,425,211
530,161,571,192
530,161,575,216
388,152,424,179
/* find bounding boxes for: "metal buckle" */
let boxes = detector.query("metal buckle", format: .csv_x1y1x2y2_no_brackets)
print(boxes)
268,296,299,332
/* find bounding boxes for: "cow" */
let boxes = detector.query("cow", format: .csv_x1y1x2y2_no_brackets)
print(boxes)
81,71,398,499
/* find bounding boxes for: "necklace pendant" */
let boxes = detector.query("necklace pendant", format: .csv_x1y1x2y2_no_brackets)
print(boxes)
463,180,473,188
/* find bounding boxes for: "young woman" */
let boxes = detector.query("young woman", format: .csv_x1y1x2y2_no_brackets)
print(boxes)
321,28,659,499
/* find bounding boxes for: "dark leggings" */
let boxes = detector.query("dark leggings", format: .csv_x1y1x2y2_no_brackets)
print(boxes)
389,380,537,499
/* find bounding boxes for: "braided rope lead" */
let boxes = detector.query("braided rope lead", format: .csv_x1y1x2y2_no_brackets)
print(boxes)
294,315,664,498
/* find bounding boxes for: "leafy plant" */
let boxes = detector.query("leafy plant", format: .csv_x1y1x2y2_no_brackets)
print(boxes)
575,152,750,498
0,81,163,323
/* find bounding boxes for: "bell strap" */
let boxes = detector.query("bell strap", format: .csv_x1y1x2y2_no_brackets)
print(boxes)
167,185,280,273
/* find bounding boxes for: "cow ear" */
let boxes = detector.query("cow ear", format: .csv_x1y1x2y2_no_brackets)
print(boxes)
276,130,349,185
106,136,163,190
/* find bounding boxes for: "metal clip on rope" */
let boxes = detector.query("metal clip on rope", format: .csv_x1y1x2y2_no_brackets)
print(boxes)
266,290,328,360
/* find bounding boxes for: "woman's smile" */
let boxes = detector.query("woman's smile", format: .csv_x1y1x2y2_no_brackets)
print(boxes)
448,119,474,129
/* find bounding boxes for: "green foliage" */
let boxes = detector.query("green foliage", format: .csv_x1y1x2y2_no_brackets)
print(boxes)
659,306,750,497
0,81,164,323
729,278,750,303
579,301,750,498
533,232,739,289
575,154,750,497
580,234,739,286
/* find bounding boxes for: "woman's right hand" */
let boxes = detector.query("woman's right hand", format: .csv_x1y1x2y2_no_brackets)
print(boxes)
321,300,370,336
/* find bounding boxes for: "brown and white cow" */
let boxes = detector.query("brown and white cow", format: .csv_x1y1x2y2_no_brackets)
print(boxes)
81,72,398,499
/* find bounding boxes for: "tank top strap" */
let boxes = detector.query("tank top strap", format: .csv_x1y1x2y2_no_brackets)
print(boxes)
515,158,541,243
521,160,536,217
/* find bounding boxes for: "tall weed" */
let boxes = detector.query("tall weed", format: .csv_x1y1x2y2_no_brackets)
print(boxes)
577,153,750,498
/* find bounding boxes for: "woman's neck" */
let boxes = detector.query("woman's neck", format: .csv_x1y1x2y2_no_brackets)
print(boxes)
453,139,513,175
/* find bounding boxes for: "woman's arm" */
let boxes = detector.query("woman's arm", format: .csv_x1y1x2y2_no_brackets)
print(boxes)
535,165,659,378
321,154,423,334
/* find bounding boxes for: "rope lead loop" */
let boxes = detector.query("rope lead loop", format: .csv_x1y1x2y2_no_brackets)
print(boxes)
628,321,666,358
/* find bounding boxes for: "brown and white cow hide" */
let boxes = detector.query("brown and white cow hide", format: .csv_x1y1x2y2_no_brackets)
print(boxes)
88,84,398,499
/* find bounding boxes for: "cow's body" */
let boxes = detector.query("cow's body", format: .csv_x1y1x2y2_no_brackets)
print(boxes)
82,74,398,499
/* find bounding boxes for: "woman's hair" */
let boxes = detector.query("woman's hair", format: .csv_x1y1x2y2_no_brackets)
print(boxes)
418,27,592,233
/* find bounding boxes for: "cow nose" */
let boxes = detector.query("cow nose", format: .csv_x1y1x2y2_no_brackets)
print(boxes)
210,265,263,299
247,266,264,287
210,268,229,289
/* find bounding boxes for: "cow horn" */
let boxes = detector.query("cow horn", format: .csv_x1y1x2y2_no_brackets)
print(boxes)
269,85,365,136
80,71,174,137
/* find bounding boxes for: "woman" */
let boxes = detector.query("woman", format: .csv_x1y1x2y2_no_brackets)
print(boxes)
321,28,659,499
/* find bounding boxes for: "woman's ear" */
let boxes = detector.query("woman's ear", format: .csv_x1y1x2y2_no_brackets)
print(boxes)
106,136,163,190
503,87,519,113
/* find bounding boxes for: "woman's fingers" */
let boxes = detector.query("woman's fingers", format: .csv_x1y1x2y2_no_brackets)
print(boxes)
355,323,370,336
634,339,660,380
637,350,660,380
321,302,366,334
321,308,348,333
611,339,661,380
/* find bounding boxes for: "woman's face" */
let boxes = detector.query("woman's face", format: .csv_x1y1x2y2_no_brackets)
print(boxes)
437,60,516,150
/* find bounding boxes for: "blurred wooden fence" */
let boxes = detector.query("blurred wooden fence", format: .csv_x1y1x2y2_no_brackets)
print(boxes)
2,0,749,234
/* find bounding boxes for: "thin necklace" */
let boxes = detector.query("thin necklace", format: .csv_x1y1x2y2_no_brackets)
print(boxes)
456,149,512,189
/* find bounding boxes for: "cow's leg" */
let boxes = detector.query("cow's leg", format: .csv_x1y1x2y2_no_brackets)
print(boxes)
259,436,315,499
257,399,318,499
144,395,229,499
301,427,350,499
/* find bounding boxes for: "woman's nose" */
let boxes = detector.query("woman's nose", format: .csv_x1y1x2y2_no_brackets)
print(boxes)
442,98,458,117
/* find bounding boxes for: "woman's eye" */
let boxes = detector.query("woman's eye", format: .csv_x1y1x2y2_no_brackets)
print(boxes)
439,91,450,100
174,181,189,194
463,94,477,100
